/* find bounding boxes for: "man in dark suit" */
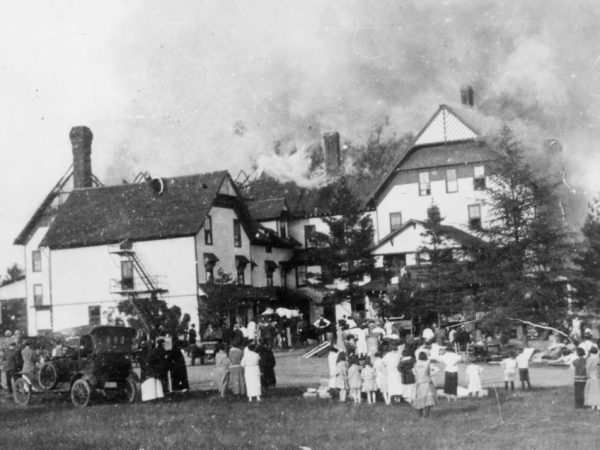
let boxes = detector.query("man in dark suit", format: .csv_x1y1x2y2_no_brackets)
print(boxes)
2,342,21,394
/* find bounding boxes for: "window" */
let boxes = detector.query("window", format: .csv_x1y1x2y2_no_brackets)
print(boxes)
237,266,245,285
468,204,482,229
121,260,134,290
418,171,431,196
204,215,213,245
266,243,272,253
279,221,287,238
265,260,277,287
206,266,214,283
474,165,486,190
389,212,402,231
296,265,307,287
446,168,458,193
32,250,42,272
304,225,316,248
33,284,43,306
233,219,241,247
89,306,101,326
280,264,287,288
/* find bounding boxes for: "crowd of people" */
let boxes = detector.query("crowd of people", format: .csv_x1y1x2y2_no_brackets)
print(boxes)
213,335,277,402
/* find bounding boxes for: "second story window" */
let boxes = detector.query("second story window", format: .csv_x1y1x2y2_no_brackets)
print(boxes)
121,260,134,290
88,306,101,326
419,171,431,196
204,215,213,245
389,212,402,231
32,250,42,272
304,225,316,248
446,168,458,193
279,221,287,238
233,220,241,247
296,265,307,287
33,283,43,306
265,260,277,287
474,165,486,190
468,204,482,230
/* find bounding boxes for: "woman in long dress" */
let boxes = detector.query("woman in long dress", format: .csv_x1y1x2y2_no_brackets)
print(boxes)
413,351,439,417
398,349,416,404
227,345,246,397
584,346,600,409
214,343,229,397
374,350,388,404
241,343,262,402
382,342,403,404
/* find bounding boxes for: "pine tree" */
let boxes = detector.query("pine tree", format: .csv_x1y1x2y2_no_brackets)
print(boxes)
313,176,375,303
572,198,600,311
475,126,571,329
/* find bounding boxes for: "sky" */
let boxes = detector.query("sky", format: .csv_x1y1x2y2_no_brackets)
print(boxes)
2,0,600,275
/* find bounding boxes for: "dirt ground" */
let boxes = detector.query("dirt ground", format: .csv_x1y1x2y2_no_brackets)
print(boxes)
185,345,574,392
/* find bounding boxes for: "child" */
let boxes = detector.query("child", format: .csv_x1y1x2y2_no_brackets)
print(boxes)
413,351,439,418
501,352,517,392
398,349,416,404
335,352,349,402
465,362,483,397
373,350,388,404
572,347,587,409
515,349,532,390
361,357,377,404
348,355,362,403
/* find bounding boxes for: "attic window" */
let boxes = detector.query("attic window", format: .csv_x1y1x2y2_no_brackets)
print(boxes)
150,178,165,195
204,216,213,245
233,220,241,247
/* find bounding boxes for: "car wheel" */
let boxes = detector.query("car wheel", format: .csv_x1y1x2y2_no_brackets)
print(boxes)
122,376,138,404
38,362,59,390
71,379,92,407
13,377,32,406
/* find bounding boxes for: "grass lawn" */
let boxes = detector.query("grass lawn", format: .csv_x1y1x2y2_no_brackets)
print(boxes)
0,386,599,449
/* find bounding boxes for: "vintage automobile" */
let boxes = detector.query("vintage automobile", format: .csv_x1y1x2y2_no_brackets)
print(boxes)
13,326,139,407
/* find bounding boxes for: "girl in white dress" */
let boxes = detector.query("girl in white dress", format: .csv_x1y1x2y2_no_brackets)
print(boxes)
241,343,262,402
466,362,483,396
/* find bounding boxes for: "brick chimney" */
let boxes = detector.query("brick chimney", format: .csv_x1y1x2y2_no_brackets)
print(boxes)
70,126,93,189
460,85,474,107
323,131,341,177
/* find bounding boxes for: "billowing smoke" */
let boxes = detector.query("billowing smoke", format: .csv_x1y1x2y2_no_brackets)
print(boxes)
99,0,600,200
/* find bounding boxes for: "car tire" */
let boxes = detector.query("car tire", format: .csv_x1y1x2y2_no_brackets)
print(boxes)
38,362,59,390
123,376,138,404
13,377,32,407
71,379,92,407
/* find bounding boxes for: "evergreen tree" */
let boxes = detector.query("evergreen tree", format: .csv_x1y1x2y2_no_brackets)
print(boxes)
475,126,570,329
2,263,24,284
313,176,375,303
572,198,600,311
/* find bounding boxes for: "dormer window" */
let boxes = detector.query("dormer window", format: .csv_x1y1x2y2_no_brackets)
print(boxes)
204,215,213,245
419,171,431,196
233,219,241,247
32,250,42,272
474,165,486,190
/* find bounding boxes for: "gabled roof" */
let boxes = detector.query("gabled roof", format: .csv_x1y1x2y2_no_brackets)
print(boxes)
42,171,230,249
413,105,478,147
366,104,502,207
370,219,484,253
247,197,289,221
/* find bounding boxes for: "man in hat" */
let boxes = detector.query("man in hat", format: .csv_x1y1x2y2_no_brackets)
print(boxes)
578,328,598,358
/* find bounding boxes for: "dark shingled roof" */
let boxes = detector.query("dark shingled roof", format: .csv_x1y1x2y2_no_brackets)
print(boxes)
42,171,230,249
246,197,289,221
370,219,484,252
399,140,500,172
